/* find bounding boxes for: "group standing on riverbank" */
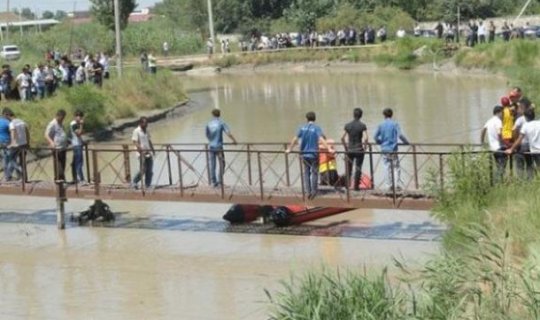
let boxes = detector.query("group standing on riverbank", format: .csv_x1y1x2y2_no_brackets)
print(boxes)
0,52,110,102
481,87,538,180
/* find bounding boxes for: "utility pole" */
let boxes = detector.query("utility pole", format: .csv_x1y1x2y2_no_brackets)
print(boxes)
207,0,215,49
18,8,22,37
114,0,123,77
6,0,10,42
456,4,460,43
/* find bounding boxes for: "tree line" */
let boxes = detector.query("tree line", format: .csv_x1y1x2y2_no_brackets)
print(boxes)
154,0,540,34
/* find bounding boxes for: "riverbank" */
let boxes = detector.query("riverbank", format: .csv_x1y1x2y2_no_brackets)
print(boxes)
7,69,187,145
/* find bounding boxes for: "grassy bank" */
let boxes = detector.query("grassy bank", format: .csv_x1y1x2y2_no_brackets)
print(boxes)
211,38,452,70
268,154,540,319
7,69,186,145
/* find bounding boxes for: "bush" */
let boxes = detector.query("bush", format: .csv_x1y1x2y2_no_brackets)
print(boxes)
63,85,109,131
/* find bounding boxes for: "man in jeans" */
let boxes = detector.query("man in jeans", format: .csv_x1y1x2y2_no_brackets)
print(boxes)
506,108,540,173
286,111,331,200
341,108,368,191
5,109,29,181
0,108,11,181
374,108,410,191
205,109,237,187
45,110,68,181
481,106,505,182
70,111,85,183
132,117,155,189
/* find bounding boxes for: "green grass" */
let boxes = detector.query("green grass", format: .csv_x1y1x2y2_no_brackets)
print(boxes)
8,69,186,145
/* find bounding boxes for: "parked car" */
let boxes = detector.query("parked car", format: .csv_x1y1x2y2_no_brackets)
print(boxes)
524,26,540,38
0,45,20,60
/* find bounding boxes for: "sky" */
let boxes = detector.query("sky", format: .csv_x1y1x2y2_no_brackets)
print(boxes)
0,0,160,13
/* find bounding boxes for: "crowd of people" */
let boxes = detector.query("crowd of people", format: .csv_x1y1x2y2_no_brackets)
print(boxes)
217,19,536,54
0,51,110,102
481,87,538,181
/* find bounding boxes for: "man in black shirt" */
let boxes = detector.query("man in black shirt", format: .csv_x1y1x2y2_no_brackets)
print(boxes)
341,108,368,191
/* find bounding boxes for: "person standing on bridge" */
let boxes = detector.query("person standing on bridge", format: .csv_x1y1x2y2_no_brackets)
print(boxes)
0,108,12,181
45,109,68,182
341,108,369,191
206,108,237,188
132,117,155,189
5,109,29,181
374,108,410,191
481,105,506,182
70,111,85,184
286,111,331,200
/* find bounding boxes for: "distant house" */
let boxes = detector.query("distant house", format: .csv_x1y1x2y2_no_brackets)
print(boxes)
0,12,59,35
68,8,154,25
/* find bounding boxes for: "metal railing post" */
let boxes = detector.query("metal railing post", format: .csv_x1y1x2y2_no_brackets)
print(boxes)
344,152,350,203
92,149,100,196
55,181,66,230
21,147,27,191
368,144,375,190
205,144,211,185
177,150,184,197
439,154,444,190
284,143,291,187
412,145,419,190
299,154,306,202
390,154,396,207
84,143,91,183
166,145,173,185
122,144,131,183
257,151,264,201
247,144,252,185
219,150,225,199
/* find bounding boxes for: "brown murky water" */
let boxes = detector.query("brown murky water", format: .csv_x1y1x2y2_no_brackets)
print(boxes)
0,69,506,319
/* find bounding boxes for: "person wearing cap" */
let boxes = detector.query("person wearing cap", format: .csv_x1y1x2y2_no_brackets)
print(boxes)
481,105,506,182
500,96,515,148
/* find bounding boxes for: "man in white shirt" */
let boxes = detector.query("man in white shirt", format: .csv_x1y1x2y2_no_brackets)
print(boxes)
511,98,533,179
481,105,506,182
15,67,31,101
45,109,68,181
478,21,487,43
5,109,29,181
507,108,540,174
131,117,155,189
70,111,85,183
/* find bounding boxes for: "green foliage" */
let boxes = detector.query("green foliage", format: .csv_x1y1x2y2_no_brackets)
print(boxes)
63,85,109,131
90,0,137,31
268,226,540,319
42,10,54,20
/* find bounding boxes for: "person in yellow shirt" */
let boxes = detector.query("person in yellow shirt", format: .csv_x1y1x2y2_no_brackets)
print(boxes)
500,96,514,148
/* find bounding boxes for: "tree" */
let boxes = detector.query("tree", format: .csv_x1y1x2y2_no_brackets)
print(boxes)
154,0,207,37
21,7,36,20
90,0,138,31
55,10,67,20
42,10,55,19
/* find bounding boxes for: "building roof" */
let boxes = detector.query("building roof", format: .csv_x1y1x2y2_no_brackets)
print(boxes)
0,12,29,23
0,19,59,28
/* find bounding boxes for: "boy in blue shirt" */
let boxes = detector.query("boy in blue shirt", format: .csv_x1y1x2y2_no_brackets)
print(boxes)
0,108,11,181
206,109,237,187
286,111,331,200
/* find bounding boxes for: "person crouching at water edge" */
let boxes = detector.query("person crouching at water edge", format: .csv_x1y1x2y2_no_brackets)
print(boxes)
286,111,331,200
131,117,155,189
374,108,410,191
319,139,339,187
481,105,506,183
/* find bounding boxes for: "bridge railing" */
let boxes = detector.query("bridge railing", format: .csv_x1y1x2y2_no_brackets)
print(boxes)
4,142,492,206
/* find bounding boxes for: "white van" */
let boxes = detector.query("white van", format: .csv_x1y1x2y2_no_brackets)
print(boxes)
0,45,21,60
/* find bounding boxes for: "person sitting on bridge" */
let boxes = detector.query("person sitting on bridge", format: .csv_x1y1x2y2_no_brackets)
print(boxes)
481,105,506,182
374,108,410,192
286,111,331,200
131,117,155,189
205,108,237,188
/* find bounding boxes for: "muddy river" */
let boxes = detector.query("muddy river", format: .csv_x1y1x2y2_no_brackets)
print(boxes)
0,68,506,319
